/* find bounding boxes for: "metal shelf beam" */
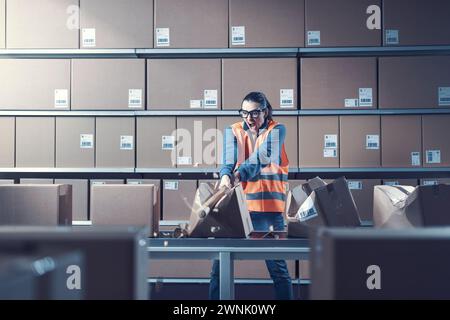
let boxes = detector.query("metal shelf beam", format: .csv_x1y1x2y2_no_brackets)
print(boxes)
0,49,137,59
136,48,299,58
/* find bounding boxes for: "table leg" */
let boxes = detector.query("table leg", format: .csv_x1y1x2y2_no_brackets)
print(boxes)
219,252,234,300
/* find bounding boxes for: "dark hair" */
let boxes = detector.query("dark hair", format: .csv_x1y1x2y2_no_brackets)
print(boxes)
242,91,273,121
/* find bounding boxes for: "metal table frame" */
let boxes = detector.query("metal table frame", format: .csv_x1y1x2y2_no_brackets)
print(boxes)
147,238,309,300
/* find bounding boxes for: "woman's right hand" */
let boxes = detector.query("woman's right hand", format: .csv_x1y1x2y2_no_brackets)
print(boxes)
219,175,232,189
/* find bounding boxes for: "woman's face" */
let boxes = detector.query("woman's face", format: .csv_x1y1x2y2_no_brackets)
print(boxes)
241,100,267,132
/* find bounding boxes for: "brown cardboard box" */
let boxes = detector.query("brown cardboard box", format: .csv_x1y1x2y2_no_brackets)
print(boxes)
176,117,217,168
90,180,124,186
16,117,55,168
0,184,72,225
301,58,377,109
383,179,418,187
381,116,422,167
216,117,237,167
162,180,197,221
137,117,176,168
222,58,297,110
347,179,381,221
420,178,450,186
154,0,228,48
56,117,95,168
229,0,304,48
95,117,135,168
6,0,79,49
0,180,14,184
80,0,153,49
422,115,450,167
278,116,299,169
55,179,89,222
379,56,450,109
383,0,450,46
305,0,381,47
0,0,5,48
71,59,145,110
90,185,158,236
147,59,221,110
20,179,54,184
299,116,339,168
340,116,381,167
0,117,14,168
127,179,162,222
0,59,71,110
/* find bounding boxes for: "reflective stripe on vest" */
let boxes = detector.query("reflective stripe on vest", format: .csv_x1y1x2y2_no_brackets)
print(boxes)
231,120,289,213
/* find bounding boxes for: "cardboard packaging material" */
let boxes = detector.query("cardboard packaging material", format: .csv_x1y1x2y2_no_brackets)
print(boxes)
0,117,14,168
154,0,228,48
80,0,153,49
162,180,197,221
0,0,4,49
91,184,158,237
0,180,14,185
229,0,304,48
305,0,381,47
6,0,79,49
347,179,381,221
20,179,53,184
127,179,161,222
186,183,253,238
422,115,450,167
147,59,221,110
301,58,377,109
55,179,89,222
0,59,71,110
0,184,72,225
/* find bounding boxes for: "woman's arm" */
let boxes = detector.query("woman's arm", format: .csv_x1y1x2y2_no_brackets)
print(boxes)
219,126,238,179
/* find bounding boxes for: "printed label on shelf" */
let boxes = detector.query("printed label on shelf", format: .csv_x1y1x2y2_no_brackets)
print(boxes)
190,100,203,109
156,28,170,47
120,135,134,150
345,98,359,108
348,181,363,190
426,150,441,164
324,134,338,149
323,148,337,158
80,134,94,149
54,89,69,108
307,31,321,46
164,181,179,191
366,135,379,150
231,26,245,46
385,29,399,45
161,136,175,150
280,89,294,108
411,152,421,166
128,89,142,108
423,180,438,186
438,87,450,106
359,88,373,107
82,28,96,47
177,156,192,165
297,197,318,222
204,90,218,108
384,181,399,186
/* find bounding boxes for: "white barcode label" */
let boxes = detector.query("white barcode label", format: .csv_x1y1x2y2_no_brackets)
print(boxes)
384,181,399,186
296,197,318,222
426,150,441,164
164,181,179,191
385,29,399,45
324,134,338,149
177,156,192,165
204,90,218,108
82,28,96,47
423,180,438,186
92,181,106,186
411,152,421,166
231,26,245,46
190,100,203,109
280,89,294,108
307,31,320,46
345,99,359,108
128,89,142,108
156,28,170,47
348,181,363,190
323,148,337,158
162,136,175,150
120,135,134,150
54,89,68,108
80,134,94,149
359,88,373,107
366,135,379,150
438,87,450,106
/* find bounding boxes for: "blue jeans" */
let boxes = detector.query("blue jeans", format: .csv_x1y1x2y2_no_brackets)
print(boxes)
209,212,294,300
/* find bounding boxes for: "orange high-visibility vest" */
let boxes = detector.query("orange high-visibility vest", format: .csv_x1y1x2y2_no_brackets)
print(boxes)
231,120,289,213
